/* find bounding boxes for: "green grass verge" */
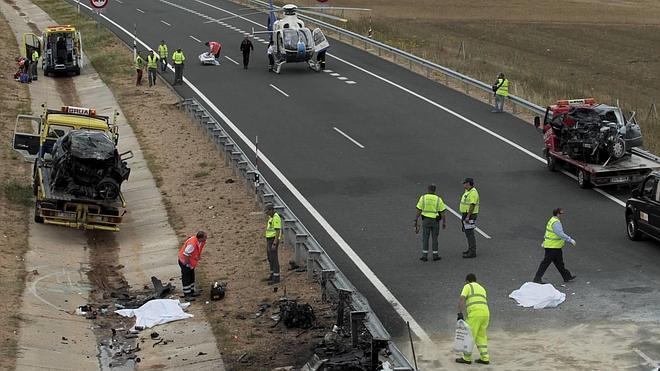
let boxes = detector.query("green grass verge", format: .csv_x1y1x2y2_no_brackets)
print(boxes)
1,180,32,207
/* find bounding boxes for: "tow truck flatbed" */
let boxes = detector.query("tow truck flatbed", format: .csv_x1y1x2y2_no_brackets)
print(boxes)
546,148,660,188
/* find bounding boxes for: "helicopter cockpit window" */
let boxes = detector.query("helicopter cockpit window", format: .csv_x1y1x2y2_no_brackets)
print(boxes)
282,29,299,49
299,29,313,46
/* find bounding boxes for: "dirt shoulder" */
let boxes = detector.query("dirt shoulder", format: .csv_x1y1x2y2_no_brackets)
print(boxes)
0,8,31,370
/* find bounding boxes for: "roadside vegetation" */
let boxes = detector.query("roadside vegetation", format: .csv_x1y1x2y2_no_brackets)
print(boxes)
287,0,660,152
0,9,31,369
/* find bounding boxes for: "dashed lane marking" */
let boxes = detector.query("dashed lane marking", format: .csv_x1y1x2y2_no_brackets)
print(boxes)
333,127,365,149
224,56,239,65
269,84,289,97
136,8,145,13
189,35,202,43
160,20,171,26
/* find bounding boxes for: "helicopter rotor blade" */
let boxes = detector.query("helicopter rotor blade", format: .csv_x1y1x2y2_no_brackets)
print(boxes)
296,9,348,23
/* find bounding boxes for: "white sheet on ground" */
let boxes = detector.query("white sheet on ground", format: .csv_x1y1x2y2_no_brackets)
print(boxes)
115,299,193,329
509,282,566,309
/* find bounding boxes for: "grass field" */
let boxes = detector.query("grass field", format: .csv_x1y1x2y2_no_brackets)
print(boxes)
291,0,660,151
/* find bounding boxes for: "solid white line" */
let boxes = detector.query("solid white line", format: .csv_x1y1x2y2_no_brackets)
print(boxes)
189,35,202,43
634,348,659,367
160,20,171,26
333,127,365,149
269,84,289,97
325,54,633,209
136,8,145,13
559,170,626,206
224,56,239,65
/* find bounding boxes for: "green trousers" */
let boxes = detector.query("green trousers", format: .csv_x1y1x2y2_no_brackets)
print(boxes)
463,315,490,362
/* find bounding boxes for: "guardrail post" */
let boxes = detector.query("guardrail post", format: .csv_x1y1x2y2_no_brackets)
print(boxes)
350,311,367,348
283,219,296,247
321,269,335,302
295,233,307,266
307,250,321,281
378,47,381,57
512,98,517,114
336,289,351,327
262,193,274,206
370,339,389,371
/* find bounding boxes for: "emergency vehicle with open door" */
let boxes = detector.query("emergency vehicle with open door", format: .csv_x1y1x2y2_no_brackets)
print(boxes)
23,25,84,76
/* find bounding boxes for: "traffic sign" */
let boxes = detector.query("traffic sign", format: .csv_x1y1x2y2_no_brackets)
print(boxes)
90,0,108,9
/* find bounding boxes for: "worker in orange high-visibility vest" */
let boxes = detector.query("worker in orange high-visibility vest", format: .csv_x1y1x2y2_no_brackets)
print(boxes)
177,231,207,300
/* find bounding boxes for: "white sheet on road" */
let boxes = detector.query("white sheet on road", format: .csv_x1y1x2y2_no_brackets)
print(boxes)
509,282,566,309
115,299,193,329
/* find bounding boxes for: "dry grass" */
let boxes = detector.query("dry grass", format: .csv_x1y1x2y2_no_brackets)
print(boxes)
291,0,660,151
0,7,31,369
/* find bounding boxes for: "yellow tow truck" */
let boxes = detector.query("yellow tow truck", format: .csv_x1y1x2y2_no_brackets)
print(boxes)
13,106,132,231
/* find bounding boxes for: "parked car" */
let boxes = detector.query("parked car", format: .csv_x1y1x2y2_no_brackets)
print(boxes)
626,172,660,241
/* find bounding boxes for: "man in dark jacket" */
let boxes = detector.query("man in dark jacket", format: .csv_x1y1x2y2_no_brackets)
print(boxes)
240,36,254,69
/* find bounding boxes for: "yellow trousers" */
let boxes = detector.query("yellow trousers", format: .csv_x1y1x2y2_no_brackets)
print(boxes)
462,315,489,362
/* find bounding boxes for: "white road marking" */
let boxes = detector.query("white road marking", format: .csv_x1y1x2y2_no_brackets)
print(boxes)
136,8,145,13
160,20,171,26
269,84,289,97
346,81,356,84
337,76,348,80
330,72,340,76
333,127,365,149
634,348,660,368
224,56,239,65
323,69,333,73
189,35,202,43
115,0,123,3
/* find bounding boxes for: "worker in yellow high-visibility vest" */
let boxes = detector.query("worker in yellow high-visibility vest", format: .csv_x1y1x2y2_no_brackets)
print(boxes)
460,178,479,258
172,48,185,85
134,51,145,86
491,72,508,113
158,40,168,72
147,50,159,87
264,203,282,284
456,273,490,365
414,184,446,261
533,208,577,283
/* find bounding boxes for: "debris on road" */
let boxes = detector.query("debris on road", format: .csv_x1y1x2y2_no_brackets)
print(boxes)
210,281,226,301
279,299,315,329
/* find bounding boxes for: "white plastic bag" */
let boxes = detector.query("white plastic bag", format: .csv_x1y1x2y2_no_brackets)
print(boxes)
453,319,474,353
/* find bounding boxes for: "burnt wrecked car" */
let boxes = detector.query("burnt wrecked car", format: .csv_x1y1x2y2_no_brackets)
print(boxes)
49,130,131,200
549,104,643,164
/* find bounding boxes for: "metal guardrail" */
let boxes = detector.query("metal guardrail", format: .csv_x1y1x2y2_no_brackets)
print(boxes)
179,98,413,370
241,0,660,164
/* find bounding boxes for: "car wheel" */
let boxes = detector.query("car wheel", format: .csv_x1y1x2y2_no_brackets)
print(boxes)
34,204,44,224
577,169,592,189
626,212,642,241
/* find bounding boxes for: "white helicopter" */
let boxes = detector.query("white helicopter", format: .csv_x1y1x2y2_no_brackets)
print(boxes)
253,2,369,73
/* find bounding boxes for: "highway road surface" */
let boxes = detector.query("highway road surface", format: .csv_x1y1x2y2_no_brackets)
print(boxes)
71,0,660,363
